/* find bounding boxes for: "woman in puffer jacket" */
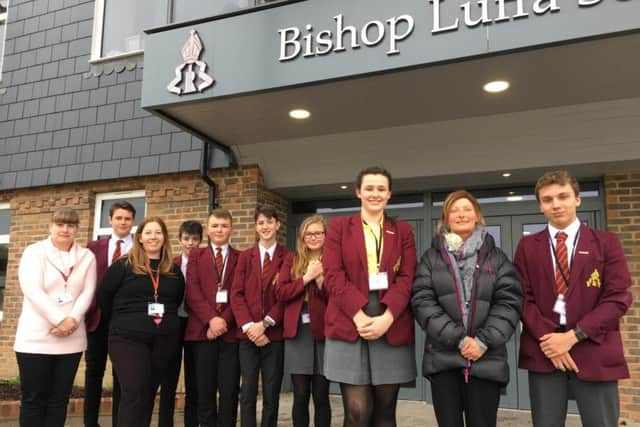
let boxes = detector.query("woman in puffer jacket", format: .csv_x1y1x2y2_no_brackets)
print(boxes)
411,190,522,427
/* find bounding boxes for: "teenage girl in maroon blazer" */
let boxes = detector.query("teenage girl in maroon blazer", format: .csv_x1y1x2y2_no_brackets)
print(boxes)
276,214,331,427
323,166,417,427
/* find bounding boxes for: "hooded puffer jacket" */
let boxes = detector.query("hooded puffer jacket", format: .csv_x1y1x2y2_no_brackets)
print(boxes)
411,233,522,385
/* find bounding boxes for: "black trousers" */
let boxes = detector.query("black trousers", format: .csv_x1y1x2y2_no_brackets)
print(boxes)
529,371,619,427
191,339,240,427
158,317,197,427
429,369,501,427
109,331,181,427
16,351,82,427
84,319,121,427
238,340,284,427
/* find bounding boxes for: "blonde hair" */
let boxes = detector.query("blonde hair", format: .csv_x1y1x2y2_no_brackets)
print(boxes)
126,216,175,276
291,215,326,279
439,190,485,233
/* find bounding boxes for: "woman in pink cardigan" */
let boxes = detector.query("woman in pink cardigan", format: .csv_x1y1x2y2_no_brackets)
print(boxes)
14,207,97,427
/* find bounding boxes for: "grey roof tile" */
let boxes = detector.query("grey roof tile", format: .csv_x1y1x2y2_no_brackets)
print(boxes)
74,55,90,73
112,139,131,159
52,129,70,148
26,151,44,169
32,168,49,186
120,158,139,177
32,81,49,99
49,166,66,184
0,123,15,139
21,134,37,152
49,77,66,95
179,150,200,172
171,133,191,152
159,153,180,173
21,50,38,68
0,172,17,190
45,27,62,45
59,146,77,165
16,170,33,188
96,104,115,124
99,72,117,87
107,84,125,104
42,148,60,166
125,81,142,101
17,83,34,101
94,142,113,161
71,91,89,109
42,62,58,79
78,107,97,126
8,103,24,120
13,118,30,136
26,65,44,83
36,133,54,150
54,8,72,27
71,3,94,21
51,42,69,61
142,116,162,137
139,155,159,174
14,35,30,54
104,122,123,141
86,124,105,143
30,116,46,133
58,58,76,76
123,118,142,139
17,2,34,20
79,144,93,162
61,110,79,128
68,37,91,58
30,32,46,50
65,74,82,92
101,160,120,179
150,134,170,155
81,75,99,90
45,112,63,131
23,99,40,117
115,101,134,121
77,19,92,38
65,164,83,182
24,17,40,35
161,121,180,134
55,93,73,111
116,69,137,84
82,162,102,180
131,136,150,156
69,127,86,146
38,12,56,31
11,153,27,171
89,87,107,106
61,23,78,42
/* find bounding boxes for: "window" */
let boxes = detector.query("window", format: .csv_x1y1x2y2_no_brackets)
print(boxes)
0,1,8,78
0,203,10,315
91,0,291,60
93,191,146,239
91,0,170,61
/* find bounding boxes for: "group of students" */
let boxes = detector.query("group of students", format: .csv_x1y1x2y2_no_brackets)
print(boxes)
13,167,632,427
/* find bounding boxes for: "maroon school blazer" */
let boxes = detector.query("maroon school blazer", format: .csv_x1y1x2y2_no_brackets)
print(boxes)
322,214,417,346
184,246,239,342
275,251,328,341
514,224,632,381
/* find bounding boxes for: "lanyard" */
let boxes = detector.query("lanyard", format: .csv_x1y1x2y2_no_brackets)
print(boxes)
48,259,74,292
146,262,161,303
548,229,580,288
363,220,383,267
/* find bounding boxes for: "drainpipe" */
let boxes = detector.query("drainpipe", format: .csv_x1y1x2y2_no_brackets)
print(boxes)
149,111,238,210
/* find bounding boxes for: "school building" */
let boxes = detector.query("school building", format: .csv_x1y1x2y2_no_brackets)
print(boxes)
0,0,639,421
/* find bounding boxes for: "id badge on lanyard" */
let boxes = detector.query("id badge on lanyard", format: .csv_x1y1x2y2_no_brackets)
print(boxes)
216,288,228,303
369,272,389,291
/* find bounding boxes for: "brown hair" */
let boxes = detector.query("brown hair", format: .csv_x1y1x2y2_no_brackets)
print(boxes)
439,190,485,233
109,201,136,218
291,215,326,280
254,205,279,222
52,207,80,225
209,208,233,224
126,216,174,275
534,171,580,201
356,166,393,191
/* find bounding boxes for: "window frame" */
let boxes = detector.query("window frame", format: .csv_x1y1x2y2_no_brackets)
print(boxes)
0,203,9,245
0,0,8,80
92,190,146,240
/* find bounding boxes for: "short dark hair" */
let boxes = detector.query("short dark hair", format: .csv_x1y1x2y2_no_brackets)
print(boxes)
535,171,580,201
109,201,136,218
178,220,203,240
356,166,393,191
254,205,279,222
209,208,233,224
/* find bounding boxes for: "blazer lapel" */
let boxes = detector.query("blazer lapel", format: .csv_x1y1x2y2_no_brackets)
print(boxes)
203,247,219,284
349,215,368,274
533,230,556,295
567,224,591,299
251,247,263,285
379,218,397,273
222,247,237,287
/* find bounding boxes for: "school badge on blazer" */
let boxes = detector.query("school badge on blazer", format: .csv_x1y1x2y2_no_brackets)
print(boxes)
586,269,602,288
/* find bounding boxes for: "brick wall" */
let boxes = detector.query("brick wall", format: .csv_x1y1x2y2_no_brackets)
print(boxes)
604,173,640,423
0,165,288,380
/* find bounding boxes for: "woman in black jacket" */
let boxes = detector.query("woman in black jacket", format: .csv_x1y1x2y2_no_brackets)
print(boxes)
411,190,522,427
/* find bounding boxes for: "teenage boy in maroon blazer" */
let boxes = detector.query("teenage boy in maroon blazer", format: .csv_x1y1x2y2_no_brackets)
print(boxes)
184,210,240,427
84,201,136,427
514,171,632,427
231,205,290,427
158,220,202,427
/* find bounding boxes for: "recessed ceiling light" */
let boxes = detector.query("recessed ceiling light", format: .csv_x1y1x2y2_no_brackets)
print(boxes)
483,80,510,93
340,185,348,190
289,109,311,120
502,172,512,178
508,191,515,196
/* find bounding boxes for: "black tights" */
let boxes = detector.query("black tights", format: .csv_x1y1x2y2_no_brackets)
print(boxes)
340,383,400,427
291,374,332,427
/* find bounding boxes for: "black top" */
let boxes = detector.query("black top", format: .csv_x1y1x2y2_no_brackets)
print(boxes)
97,258,185,337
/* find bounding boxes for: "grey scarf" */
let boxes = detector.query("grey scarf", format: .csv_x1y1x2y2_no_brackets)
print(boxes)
444,225,486,328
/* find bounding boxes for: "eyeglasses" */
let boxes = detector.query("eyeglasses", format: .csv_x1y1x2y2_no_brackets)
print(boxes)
303,231,325,239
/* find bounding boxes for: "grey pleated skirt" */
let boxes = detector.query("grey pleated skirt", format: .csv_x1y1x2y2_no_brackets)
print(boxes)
284,310,325,376
324,292,416,385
